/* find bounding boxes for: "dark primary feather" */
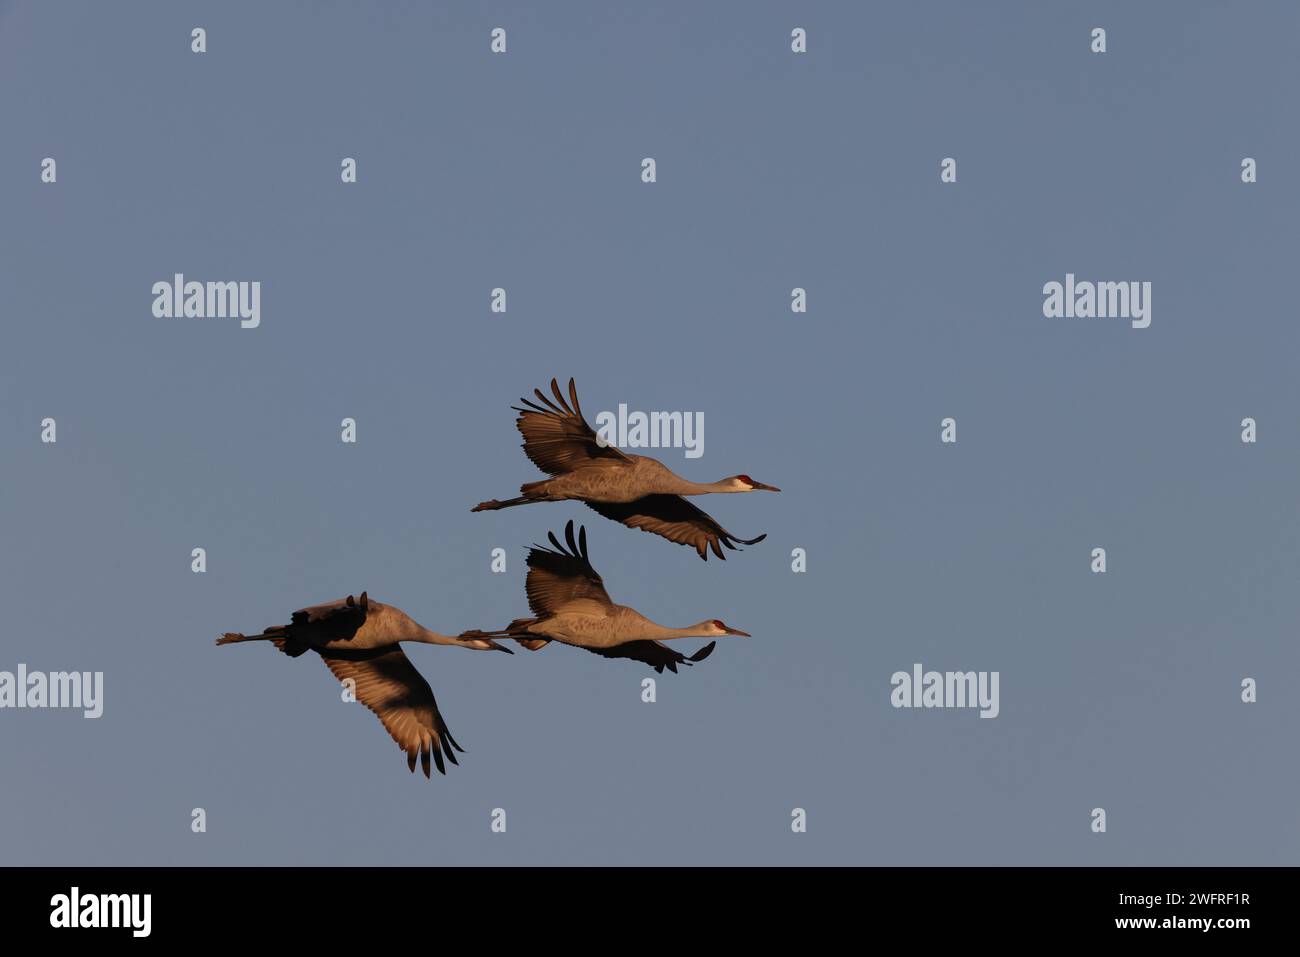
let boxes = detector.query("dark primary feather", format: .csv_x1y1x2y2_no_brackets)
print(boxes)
584,639,717,673
512,377,630,476
584,495,766,560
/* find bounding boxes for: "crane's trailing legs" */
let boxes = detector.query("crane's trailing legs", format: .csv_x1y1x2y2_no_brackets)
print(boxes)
471,495,537,511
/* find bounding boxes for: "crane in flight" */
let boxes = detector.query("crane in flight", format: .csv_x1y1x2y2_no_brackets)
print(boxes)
472,378,779,560
216,592,510,778
460,520,750,672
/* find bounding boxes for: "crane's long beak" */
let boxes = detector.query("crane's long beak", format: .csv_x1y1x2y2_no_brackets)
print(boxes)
724,626,752,637
750,482,780,492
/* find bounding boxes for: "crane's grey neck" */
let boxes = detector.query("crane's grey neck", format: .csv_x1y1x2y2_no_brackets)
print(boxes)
642,620,715,640
670,478,740,496
411,626,462,646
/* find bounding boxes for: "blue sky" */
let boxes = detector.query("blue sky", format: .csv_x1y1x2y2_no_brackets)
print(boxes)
2,1,1297,864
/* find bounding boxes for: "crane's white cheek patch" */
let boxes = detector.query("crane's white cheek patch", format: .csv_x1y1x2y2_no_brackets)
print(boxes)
0,665,104,718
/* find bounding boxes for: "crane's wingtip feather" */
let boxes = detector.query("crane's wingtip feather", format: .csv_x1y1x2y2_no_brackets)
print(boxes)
690,641,717,663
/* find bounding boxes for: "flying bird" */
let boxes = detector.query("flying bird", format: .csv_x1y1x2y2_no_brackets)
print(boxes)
460,520,750,672
472,378,780,559
216,592,510,778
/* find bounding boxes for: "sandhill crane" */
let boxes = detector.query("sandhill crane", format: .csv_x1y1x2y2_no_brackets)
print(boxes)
216,592,510,778
472,378,779,560
460,520,749,672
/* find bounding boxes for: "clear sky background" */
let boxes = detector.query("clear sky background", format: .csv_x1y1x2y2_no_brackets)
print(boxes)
2,1,1298,865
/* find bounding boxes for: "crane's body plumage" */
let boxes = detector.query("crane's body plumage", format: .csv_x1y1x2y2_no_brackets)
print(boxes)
472,378,779,559
285,597,445,650
519,604,685,648
216,592,508,778
532,455,737,503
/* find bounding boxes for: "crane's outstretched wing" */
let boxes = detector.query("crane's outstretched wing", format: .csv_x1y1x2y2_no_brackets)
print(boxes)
525,520,615,616
584,496,766,560
317,645,463,778
512,377,631,476
584,640,717,674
